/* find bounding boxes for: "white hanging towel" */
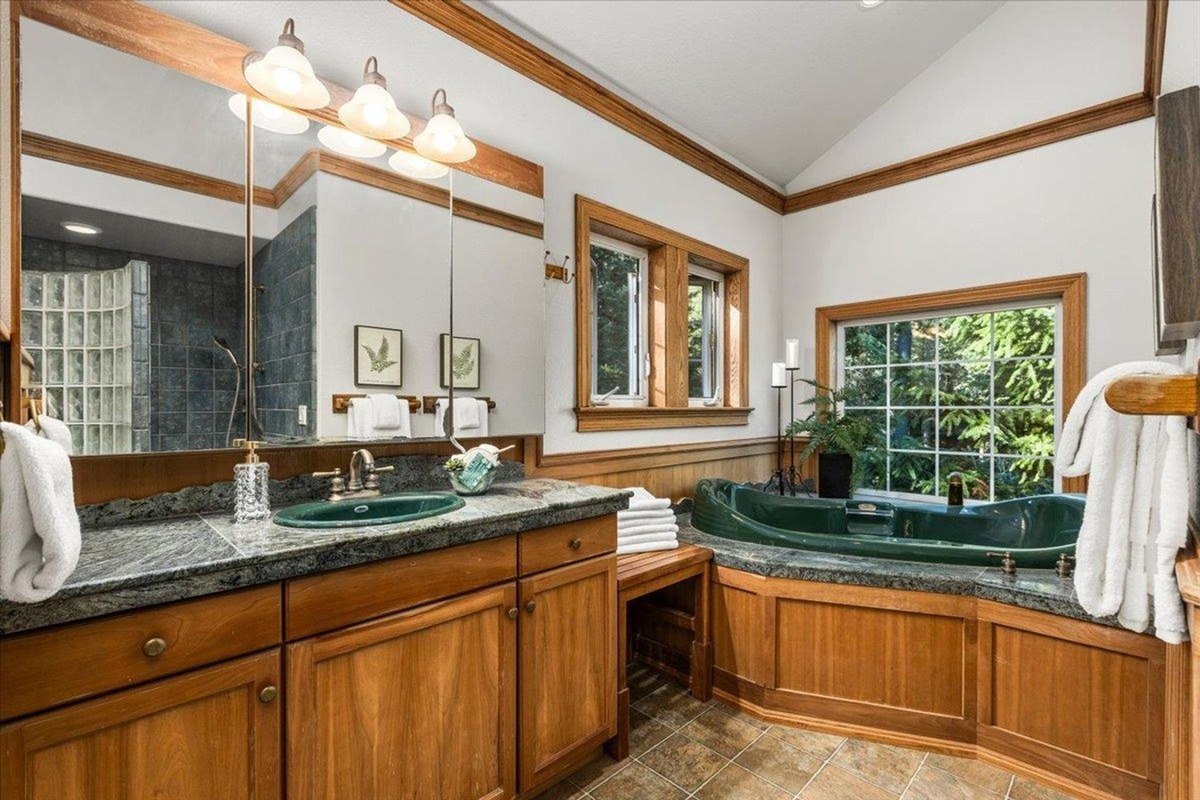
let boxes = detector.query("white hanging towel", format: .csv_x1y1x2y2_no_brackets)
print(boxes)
0,422,81,602
1056,361,1191,643
25,416,73,455
436,398,489,437
346,397,374,440
368,394,411,438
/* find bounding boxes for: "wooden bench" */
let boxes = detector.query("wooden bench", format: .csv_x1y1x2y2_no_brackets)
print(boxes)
605,543,714,761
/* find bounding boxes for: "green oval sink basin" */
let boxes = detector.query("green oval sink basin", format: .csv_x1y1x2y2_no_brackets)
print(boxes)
273,492,465,529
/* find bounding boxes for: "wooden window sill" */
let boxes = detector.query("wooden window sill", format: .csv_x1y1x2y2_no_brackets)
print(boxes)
574,405,753,432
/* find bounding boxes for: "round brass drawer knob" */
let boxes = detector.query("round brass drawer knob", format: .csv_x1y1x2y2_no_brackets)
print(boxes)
524,600,536,614
569,538,583,550
507,607,519,620
142,637,167,658
259,685,279,704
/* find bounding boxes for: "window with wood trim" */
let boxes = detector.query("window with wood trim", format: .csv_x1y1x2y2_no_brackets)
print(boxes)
815,273,1086,495
575,196,750,431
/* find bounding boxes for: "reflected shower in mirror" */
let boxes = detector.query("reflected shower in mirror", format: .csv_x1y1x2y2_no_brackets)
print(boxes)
447,169,545,438
251,108,452,444
18,20,248,454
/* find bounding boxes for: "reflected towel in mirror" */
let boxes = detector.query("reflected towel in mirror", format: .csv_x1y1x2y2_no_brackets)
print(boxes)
436,398,489,438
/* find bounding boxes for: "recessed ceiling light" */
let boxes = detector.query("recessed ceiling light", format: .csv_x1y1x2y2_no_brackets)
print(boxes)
62,222,101,235
860,0,885,7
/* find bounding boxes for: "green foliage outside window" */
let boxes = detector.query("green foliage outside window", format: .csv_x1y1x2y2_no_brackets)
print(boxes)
841,306,1056,501
591,243,640,396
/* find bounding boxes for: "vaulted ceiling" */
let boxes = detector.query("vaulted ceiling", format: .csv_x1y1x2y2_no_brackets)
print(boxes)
478,0,1004,187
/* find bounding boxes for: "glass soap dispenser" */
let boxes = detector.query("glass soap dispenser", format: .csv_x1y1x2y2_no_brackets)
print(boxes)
232,439,271,523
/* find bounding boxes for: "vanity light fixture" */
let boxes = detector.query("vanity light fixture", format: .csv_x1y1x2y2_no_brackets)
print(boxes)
242,18,330,110
227,93,310,135
339,57,412,140
388,149,449,180
317,124,387,159
61,222,101,235
413,89,477,164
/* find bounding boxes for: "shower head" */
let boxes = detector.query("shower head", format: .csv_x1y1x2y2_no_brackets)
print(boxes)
212,335,240,369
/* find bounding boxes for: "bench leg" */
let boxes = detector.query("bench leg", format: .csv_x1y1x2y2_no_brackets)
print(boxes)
689,564,713,701
603,687,631,761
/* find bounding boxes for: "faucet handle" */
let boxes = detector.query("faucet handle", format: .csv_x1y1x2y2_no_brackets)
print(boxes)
363,463,394,490
986,551,1017,576
312,468,342,479
1055,553,1076,579
370,464,396,474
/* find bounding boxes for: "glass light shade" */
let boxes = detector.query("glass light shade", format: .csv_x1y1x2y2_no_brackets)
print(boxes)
243,44,329,109
340,82,411,140
227,94,310,135
317,124,386,159
413,113,477,163
388,150,449,180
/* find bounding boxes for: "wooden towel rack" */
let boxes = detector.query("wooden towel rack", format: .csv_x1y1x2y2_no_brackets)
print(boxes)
422,396,496,414
331,394,421,414
1104,368,1198,420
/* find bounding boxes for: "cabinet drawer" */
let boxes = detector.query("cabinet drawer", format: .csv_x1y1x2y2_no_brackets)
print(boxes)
285,535,517,639
0,584,281,721
519,515,616,576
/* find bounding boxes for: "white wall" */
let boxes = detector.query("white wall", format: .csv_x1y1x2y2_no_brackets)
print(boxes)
782,0,1200,382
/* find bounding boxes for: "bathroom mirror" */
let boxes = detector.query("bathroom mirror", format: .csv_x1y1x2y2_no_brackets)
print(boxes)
446,169,546,438
18,20,249,455
250,115,453,444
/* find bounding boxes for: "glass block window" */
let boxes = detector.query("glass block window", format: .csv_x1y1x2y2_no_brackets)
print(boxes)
838,304,1059,501
22,265,134,455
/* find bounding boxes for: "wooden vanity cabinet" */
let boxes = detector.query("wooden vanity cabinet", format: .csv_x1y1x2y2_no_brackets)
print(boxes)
0,650,281,800
518,555,618,791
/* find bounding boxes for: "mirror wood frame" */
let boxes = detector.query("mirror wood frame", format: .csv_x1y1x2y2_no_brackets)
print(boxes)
4,0,547,503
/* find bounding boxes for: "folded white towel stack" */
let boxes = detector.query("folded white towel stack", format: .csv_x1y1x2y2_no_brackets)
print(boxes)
1056,361,1191,644
617,487,678,555
0,421,81,602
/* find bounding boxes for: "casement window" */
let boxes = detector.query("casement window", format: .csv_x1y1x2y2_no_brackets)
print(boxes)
575,196,750,431
687,263,724,403
589,235,648,403
820,273,1089,501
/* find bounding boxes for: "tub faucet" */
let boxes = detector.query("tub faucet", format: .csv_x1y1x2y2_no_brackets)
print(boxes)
946,472,964,507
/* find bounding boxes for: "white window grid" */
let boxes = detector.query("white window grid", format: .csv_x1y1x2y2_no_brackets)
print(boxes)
835,300,1061,503
21,265,134,455
589,234,649,405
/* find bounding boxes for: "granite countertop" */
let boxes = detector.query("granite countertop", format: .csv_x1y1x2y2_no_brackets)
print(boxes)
0,478,630,635
677,518,1123,630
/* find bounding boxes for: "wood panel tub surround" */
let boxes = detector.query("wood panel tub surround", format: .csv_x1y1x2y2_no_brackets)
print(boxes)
814,272,1087,494
710,567,1190,800
574,195,752,432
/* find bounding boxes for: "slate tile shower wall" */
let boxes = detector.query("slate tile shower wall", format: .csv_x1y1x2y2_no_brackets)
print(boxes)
253,206,317,442
22,237,247,452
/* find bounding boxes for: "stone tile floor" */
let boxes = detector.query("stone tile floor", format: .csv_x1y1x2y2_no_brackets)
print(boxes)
535,664,1074,800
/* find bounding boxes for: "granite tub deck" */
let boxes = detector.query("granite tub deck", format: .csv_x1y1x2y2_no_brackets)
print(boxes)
677,517,1128,631
0,479,630,635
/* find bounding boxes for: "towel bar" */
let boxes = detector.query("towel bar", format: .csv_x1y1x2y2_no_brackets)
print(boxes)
1104,372,1198,417
331,394,420,414
421,396,496,415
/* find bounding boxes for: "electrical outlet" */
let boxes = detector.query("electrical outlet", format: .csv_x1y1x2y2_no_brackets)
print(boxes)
298,404,308,426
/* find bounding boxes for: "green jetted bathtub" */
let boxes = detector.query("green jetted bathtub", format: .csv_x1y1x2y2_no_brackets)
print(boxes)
691,479,1082,567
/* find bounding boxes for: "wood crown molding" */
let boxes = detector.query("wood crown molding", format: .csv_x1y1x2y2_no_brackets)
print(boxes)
17,0,543,198
393,0,1169,214
21,133,544,239
813,273,1087,493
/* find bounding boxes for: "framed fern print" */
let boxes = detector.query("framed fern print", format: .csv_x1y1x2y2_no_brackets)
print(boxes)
440,334,481,390
355,325,403,387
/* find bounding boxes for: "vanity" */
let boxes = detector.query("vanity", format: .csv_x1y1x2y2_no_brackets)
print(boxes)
0,478,624,800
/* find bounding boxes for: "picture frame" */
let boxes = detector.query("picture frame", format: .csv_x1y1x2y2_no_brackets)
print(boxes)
355,325,403,387
440,334,481,390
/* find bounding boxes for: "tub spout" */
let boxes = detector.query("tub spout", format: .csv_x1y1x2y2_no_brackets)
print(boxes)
947,472,964,507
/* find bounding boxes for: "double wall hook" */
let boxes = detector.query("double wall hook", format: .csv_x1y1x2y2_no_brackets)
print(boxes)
544,251,572,284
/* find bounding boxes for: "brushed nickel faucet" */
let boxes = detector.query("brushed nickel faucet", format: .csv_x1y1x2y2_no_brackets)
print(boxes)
947,472,965,507
312,448,396,501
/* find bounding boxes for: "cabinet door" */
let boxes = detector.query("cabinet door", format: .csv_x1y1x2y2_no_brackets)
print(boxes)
519,555,617,792
287,583,517,800
0,649,281,800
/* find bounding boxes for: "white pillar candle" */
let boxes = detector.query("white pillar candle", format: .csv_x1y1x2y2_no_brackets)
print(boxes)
771,362,786,387
785,339,801,369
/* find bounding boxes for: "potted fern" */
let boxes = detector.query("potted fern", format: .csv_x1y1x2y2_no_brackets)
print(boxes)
785,380,882,498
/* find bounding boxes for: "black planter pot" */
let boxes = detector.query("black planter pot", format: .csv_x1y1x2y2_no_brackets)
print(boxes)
818,452,854,499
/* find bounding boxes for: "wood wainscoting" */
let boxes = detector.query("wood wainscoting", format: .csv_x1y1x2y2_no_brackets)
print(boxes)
711,566,1190,800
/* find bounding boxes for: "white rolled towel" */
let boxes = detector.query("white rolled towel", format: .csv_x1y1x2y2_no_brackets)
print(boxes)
0,422,81,602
